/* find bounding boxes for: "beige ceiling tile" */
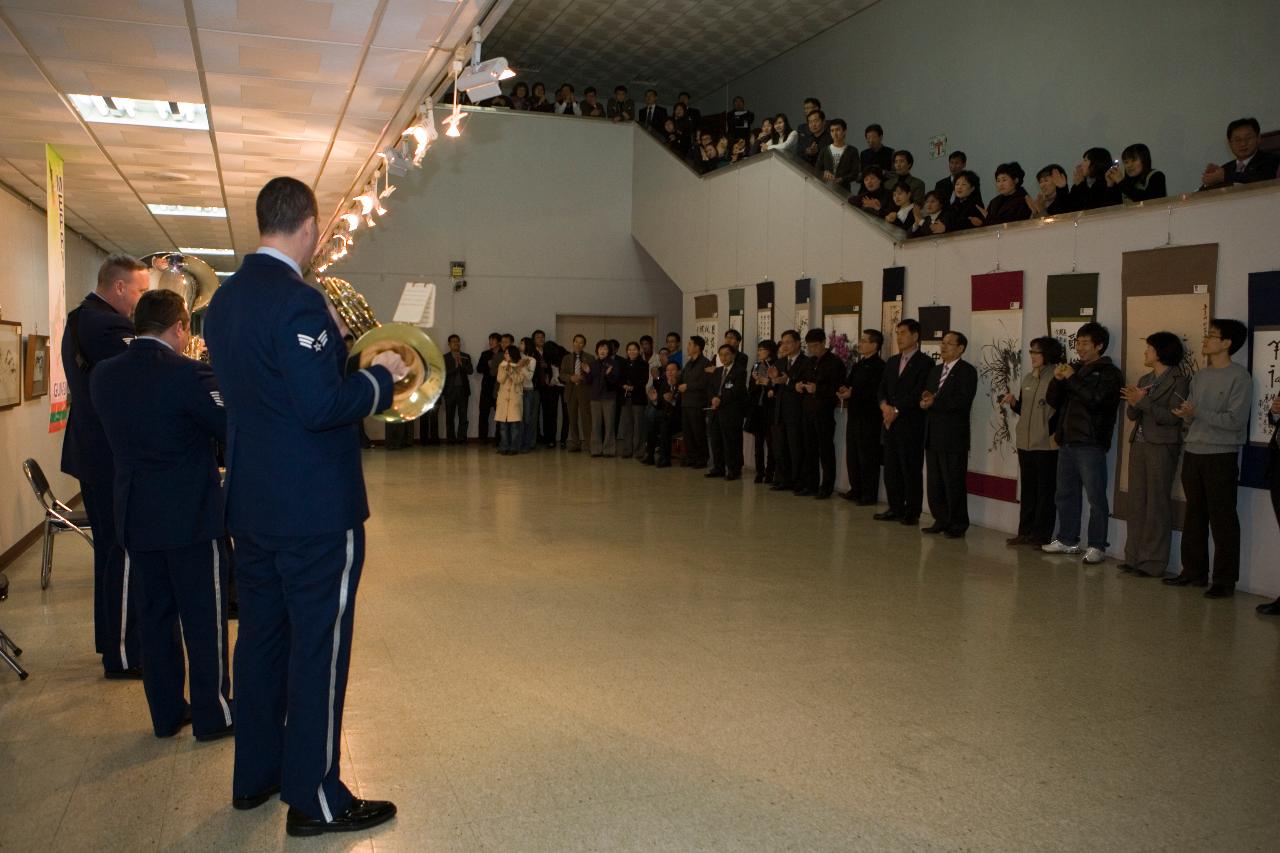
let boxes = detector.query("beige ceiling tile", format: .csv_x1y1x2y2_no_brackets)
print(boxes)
0,90,76,122
193,0,382,44
39,60,206,102
0,54,54,93
0,119,93,144
360,48,430,89
196,30,365,84
374,0,464,51
0,1,188,27
3,10,192,68
346,85,404,118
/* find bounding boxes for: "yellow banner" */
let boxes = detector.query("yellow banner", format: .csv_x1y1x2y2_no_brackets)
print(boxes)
46,144,67,432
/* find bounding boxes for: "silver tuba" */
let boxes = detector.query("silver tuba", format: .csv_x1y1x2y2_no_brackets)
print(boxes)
140,251,221,360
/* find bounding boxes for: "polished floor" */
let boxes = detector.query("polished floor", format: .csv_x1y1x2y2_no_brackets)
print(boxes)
2,445,1278,852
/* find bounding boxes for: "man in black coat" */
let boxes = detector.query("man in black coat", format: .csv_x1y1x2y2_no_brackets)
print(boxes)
1200,117,1280,189
795,329,847,498
678,336,712,467
62,253,150,678
475,333,501,444
636,89,668,132
767,330,807,491
838,330,886,504
707,344,749,480
876,319,934,525
442,334,473,444
644,361,682,467
921,332,979,537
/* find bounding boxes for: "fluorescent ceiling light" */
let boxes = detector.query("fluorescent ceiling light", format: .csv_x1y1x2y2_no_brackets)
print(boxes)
148,204,227,218
69,94,209,130
179,247,234,255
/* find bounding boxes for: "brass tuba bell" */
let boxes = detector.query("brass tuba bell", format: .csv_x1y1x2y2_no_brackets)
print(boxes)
320,276,444,423
140,251,220,360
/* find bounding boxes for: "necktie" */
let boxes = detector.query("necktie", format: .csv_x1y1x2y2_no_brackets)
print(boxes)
898,354,908,376
939,363,952,390
1237,160,1246,173
647,106,653,123
720,367,729,394
574,354,581,374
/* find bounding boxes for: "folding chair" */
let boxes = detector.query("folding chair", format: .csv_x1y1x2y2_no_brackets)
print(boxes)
21,459,93,590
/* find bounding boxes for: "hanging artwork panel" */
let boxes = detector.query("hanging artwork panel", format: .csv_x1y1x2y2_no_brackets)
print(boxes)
967,272,1024,502
1045,272,1099,355
794,278,812,340
821,281,863,361
918,305,951,364
881,267,905,359
755,281,774,342
1242,270,1280,489
694,294,719,352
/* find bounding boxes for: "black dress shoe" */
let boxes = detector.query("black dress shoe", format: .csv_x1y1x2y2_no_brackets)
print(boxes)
286,799,397,837
1256,598,1280,615
795,489,816,497
1117,563,1136,573
901,516,919,526
158,707,193,738
1162,575,1208,587
873,511,901,521
814,491,832,499
1204,585,1235,599
944,530,966,539
104,666,143,680
196,723,235,742
754,473,765,483
656,461,671,468
770,483,791,491
921,525,945,534
233,784,281,811
725,473,740,481
855,499,877,507
840,491,858,501
705,469,725,477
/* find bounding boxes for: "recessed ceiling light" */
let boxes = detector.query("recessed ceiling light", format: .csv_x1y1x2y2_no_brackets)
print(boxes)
69,94,209,130
148,204,227,218
179,247,234,255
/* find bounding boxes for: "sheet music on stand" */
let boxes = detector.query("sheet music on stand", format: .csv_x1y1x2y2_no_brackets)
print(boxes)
393,281,435,327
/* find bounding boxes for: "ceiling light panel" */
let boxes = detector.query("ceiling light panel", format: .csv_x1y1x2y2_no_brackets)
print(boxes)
179,247,234,255
146,204,227,217
68,94,210,130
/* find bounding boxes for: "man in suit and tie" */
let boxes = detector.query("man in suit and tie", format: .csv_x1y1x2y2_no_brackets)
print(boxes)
707,344,749,480
644,361,683,467
1200,117,1280,189
934,151,983,207
877,320,934,526
560,335,594,452
62,253,150,678
476,333,501,444
637,89,668,132
838,329,886,505
204,177,404,836
920,331,979,537
93,289,234,741
768,330,808,491
794,329,847,498
442,334,473,444
678,335,712,468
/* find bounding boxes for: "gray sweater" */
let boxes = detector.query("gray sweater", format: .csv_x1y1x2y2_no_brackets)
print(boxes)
1183,361,1251,455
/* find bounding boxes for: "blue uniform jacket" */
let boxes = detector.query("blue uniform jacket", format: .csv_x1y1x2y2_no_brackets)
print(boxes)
202,253,394,537
61,292,134,481
92,338,227,551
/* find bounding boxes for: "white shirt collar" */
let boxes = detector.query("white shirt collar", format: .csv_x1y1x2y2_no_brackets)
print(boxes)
942,356,960,368
136,334,175,352
255,246,303,277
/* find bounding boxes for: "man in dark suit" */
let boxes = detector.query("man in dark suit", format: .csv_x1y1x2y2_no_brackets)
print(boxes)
644,361,682,467
768,330,808,491
920,331,979,537
442,334,472,444
678,335,712,467
876,319,934,525
794,329,847,498
532,330,564,448
838,330,886,505
61,253,150,678
676,91,702,133
637,89,668,132
560,335,594,451
93,289,233,741
934,151,983,207
204,177,401,837
707,344,749,480
476,333,501,444
1200,117,1280,189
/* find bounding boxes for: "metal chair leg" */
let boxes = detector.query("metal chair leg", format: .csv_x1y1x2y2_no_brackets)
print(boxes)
41,522,53,590
0,628,27,680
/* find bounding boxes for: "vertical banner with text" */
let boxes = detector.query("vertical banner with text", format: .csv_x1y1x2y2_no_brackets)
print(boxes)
46,144,68,432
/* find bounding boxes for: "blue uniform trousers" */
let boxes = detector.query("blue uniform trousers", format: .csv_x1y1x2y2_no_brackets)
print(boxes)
130,540,233,737
232,527,364,822
79,473,139,672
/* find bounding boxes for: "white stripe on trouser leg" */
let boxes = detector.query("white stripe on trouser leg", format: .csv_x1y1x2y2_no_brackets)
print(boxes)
120,552,131,669
212,541,232,726
317,529,355,823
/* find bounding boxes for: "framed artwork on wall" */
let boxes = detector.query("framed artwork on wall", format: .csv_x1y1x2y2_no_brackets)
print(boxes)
0,319,22,410
24,333,49,399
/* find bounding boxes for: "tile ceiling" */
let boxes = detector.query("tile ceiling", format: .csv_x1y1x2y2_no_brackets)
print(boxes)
485,0,879,104
0,0,495,272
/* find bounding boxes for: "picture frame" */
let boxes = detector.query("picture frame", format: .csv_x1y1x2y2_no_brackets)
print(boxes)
24,333,49,400
0,319,22,410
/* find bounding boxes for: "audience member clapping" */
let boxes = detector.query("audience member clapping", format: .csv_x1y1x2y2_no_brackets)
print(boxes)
934,151,973,206
1201,117,1280,189
799,109,831,165
1106,143,1166,202
886,150,926,205
554,83,582,116
1028,164,1075,217
908,191,945,238
984,162,1032,225
581,87,605,118
1069,147,1119,209
529,82,552,113
753,118,775,154
662,118,686,156
932,171,984,233
772,114,798,153
850,166,892,215
884,182,915,231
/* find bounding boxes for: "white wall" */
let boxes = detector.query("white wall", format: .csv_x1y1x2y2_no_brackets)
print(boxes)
697,0,1280,198
0,185,103,558
630,131,1280,597
336,109,683,437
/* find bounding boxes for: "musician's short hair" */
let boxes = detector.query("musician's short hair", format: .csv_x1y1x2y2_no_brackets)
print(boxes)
97,253,146,290
133,289,188,336
256,176,318,236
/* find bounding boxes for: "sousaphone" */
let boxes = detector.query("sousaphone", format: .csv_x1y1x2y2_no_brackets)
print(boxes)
140,251,219,360
320,276,444,423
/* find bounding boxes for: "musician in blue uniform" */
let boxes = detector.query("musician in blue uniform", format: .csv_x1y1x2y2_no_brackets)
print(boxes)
61,254,150,677
93,289,234,740
204,177,404,837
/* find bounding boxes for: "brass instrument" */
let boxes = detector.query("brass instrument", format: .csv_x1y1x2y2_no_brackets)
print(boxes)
140,252,219,360
320,276,444,423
